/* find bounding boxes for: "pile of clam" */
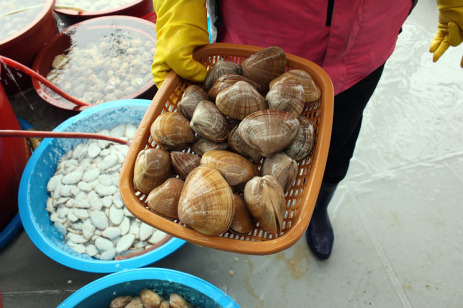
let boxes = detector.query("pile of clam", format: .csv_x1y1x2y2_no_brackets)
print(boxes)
110,290,193,308
134,46,321,237
46,124,169,260
46,28,155,105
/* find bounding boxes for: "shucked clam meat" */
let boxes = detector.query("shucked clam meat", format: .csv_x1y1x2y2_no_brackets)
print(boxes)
46,28,155,105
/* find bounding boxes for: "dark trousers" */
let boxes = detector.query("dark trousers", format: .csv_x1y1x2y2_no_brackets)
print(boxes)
323,64,385,184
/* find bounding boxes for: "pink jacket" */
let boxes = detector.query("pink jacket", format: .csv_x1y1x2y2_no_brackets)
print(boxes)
216,1,413,95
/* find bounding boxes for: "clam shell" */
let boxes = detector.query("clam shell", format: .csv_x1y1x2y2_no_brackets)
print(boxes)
262,152,298,193
150,112,195,150
237,110,299,157
208,74,263,100
241,46,287,93
178,166,234,236
140,289,162,308
266,78,305,117
229,194,254,234
216,81,267,120
133,148,172,194
270,70,321,103
190,100,229,142
159,300,171,308
286,69,321,102
244,175,286,235
177,85,209,119
170,151,201,179
284,116,315,161
204,60,242,90
191,137,230,156
227,126,263,162
200,150,259,187
125,296,143,308
169,293,189,308
110,296,133,308
146,177,184,219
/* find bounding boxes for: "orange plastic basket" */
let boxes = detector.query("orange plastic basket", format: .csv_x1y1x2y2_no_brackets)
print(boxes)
119,43,334,255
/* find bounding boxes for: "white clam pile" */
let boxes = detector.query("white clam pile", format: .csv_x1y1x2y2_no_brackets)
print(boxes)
46,27,155,105
46,124,169,260
56,0,135,12
0,0,44,42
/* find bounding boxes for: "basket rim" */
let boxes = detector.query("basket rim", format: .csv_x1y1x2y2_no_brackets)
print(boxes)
119,43,334,255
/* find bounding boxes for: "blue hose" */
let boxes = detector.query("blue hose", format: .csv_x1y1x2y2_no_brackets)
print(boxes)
0,213,22,251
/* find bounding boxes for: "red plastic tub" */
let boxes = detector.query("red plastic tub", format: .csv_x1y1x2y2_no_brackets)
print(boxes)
32,15,157,111
0,0,59,95
0,66,31,231
54,0,154,24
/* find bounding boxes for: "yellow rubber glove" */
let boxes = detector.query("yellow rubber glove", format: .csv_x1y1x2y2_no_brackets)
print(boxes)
152,0,209,88
429,0,463,67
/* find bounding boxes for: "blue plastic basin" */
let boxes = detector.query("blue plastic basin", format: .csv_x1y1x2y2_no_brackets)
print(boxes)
58,268,240,308
18,99,185,273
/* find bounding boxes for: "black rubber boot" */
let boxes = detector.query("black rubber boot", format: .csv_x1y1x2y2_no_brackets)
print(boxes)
306,181,338,260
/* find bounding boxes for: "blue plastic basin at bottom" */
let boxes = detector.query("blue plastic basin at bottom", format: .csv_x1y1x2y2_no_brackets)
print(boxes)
58,268,240,308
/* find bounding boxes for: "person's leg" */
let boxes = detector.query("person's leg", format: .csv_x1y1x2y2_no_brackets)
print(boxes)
306,63,385,259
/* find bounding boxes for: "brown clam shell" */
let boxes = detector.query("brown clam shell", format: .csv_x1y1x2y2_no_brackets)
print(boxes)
133,148,172,195
178,166,235,236
284,116,315,161
147,178,184,219
110,296,133,308
237,110,299,157
159,300,170,308
215,81,267,120
200,150,259,187
191,137,230,156
241,46,287,93
170,151,201,179
287,69,321,102
140,289,162,308
227,126,263,162
190,100,229,142
150,112,195,150
125,297,143,308
208,74,263,100
229,194,254,234
243,175,286,235
270,70,321,103
204,60,242,91
177,85,209,120
262,152,298,193
266,78,305,117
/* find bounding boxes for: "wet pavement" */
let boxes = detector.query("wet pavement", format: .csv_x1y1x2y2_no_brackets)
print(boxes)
1,1,463,307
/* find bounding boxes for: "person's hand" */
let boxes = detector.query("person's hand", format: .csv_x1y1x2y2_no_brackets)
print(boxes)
429,0,463,67
152,0,209,88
